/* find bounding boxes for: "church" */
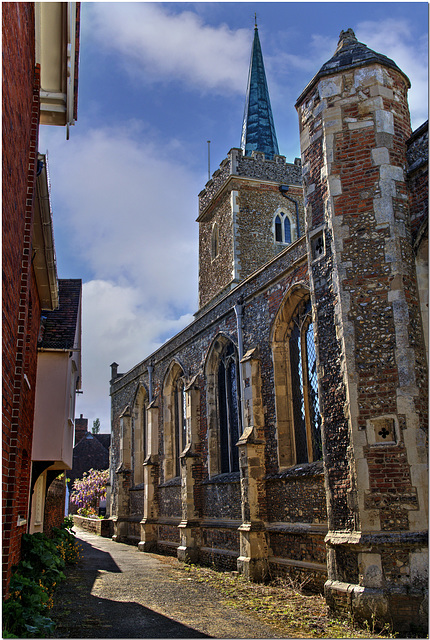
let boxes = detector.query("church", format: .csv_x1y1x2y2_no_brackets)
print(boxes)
109,25,428,633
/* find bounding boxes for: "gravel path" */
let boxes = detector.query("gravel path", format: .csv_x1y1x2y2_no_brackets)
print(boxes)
51,528,289,638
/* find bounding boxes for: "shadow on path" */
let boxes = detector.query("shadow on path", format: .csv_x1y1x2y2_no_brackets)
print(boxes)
51,534,211,638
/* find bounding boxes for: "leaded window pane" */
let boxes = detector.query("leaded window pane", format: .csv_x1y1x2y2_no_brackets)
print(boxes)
142,406,147,461
305,322,322,460
290,323,308,463
284,216,291,243
275,216,282,242
289,299,321,464
174,379,186,476
218,342,241,473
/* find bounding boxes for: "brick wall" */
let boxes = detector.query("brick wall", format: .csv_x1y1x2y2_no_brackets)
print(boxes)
2,2,41,596
44,477,67,538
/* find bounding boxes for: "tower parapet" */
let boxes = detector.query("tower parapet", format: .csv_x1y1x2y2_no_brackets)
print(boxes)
198,148,301,217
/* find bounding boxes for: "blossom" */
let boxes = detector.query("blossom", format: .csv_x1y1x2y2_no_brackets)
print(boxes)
70,468,109,513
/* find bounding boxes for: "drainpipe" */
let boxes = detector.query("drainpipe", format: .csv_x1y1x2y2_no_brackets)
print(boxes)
234,298,246,433
147,360,154,403
279,185,300,237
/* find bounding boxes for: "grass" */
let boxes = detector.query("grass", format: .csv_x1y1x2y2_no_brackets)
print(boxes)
179,563,397,639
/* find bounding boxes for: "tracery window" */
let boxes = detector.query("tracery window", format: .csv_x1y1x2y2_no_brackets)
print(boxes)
163,363,187,480
274,210,296,244
206,337,241,476
132,386,148,485
289,299,322,463
174,377,187,477
272,288,322,468
218,342,241,473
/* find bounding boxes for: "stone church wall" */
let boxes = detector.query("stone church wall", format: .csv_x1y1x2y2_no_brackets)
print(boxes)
110,236,328,579
109,27,427,633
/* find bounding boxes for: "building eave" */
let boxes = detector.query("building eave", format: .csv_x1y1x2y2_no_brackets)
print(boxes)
36,2,80,129
33,154,59,311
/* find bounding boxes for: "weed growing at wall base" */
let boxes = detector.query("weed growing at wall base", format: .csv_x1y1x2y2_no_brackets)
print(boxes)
2,519,81,638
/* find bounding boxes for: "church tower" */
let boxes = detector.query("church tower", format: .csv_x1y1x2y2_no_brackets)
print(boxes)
197,23,304,312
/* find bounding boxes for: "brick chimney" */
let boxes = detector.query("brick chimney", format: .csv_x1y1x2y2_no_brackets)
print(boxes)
74,414,88,445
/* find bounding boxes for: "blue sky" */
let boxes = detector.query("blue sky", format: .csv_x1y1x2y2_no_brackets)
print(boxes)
39,2,428,432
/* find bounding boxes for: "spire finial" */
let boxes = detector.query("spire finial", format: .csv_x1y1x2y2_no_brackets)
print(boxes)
254,13,257,29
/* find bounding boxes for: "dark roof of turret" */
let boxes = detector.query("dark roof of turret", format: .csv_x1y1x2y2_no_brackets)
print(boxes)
240,24,279,160
296,28,410,107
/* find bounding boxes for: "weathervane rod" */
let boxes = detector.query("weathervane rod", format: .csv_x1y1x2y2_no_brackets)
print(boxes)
207,140,211,181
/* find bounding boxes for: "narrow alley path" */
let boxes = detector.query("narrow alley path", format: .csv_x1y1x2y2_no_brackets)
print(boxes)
51,529,289,638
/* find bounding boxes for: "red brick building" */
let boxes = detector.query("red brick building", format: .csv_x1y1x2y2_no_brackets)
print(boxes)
2,2,80,595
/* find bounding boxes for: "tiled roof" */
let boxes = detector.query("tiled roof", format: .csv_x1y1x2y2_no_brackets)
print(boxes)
94,433,111,450
67,433,110,486
38,279,81,349
296,28,410,107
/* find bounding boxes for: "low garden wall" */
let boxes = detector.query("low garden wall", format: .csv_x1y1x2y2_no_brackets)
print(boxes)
73,515,113,538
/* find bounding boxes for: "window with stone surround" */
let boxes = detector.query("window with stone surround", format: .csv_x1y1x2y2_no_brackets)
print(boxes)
272,287,322,468
132,384,148,486
205,336,241,475
163,362,187,480
174,377,187,476
273,208,296,245
211,222,219,260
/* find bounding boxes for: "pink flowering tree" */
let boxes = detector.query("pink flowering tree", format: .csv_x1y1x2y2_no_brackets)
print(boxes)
70,468,109,517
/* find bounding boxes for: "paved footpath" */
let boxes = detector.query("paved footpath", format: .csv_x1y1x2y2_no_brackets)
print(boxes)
51,528,289,638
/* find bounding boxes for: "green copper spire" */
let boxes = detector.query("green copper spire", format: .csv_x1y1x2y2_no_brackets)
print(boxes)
240,22,279,159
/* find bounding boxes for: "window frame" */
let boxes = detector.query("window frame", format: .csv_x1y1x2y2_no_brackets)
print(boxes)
163,362,187,481
211,222,219,260
273,208,297,245
205,335,242,476
132,384,148,486
271,287,322,469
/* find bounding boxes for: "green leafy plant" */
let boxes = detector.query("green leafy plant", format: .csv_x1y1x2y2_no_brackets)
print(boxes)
2,519,81,638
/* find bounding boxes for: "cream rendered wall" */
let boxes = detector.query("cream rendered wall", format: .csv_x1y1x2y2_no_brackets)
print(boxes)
32,351,77,469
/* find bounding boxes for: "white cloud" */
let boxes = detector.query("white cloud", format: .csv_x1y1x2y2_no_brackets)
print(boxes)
43,124,200,308
356,19,427,130
75,279,193,430
40,124,201,432
271,19,427,131
86,3,250,95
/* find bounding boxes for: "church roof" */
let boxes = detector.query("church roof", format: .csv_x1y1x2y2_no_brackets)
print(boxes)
240,24,279,160
296,28,410,107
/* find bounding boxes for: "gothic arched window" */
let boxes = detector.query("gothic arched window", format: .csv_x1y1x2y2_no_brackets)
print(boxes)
218,342,241,473
274,210,295,245
163,363,187,480
132,385,148,486
272,288,322,468
174,377,187,477
289,299,322,463
205,337,242,476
